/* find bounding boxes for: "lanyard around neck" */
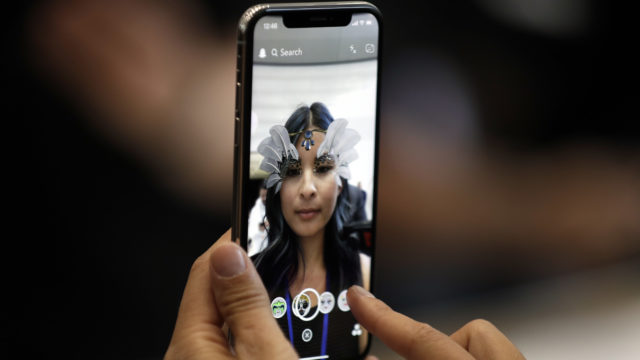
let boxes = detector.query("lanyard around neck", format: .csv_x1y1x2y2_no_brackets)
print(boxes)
285,274,330,356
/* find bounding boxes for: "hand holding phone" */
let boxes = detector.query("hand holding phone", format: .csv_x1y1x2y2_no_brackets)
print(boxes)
165,231,297,360
232,3,381,359
165,233,525,360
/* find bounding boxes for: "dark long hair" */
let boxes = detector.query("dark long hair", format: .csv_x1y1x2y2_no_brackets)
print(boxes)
254,102,362,295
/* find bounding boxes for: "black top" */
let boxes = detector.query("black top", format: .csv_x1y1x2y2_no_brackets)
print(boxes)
274,287,360,360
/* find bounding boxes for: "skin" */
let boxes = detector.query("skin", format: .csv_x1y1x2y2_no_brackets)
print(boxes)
164,229,297,360
31,0,640,277
348,286,526,360
259,187,267,205
280,127,341,244
27,2,634,358
280,127,341,300
165,230,525,360
279,124,372,353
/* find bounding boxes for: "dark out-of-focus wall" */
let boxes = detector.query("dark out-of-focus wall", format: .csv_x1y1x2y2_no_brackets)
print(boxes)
8,0,639,358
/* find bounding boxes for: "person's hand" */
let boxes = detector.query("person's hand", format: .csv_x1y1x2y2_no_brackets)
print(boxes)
165,230,297,360
164,229,522,360
348,285,526,360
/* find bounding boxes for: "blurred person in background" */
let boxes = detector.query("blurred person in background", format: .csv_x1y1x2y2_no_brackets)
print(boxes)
11,0,639,358
248,182,268,256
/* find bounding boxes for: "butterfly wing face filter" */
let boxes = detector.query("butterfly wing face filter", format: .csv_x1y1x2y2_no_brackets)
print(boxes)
257,125,299,193
316,118,361,182
258,118,360,192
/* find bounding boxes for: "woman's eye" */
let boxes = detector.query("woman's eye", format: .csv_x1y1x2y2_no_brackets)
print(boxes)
285,167,301,177
315,165,333,174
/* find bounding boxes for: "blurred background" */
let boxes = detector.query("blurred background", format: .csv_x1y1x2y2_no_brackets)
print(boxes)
7,0,639,358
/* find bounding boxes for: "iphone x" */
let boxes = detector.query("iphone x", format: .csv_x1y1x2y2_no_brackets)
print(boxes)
232,3,381,359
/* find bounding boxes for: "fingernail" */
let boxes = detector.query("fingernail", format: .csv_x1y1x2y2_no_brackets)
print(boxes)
351,285,375,298
211,243,247,278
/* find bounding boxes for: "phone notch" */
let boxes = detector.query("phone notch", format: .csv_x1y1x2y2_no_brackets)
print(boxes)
283,11,351,28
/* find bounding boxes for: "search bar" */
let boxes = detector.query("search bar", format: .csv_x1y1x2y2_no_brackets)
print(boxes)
254,40,377,64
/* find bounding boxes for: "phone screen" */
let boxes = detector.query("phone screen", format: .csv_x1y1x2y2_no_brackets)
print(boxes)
242,10,379,359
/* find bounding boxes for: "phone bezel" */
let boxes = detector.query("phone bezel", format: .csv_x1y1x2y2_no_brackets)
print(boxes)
232,3,382,357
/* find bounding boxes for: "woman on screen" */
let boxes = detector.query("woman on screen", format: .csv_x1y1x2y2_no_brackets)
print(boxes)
253,102,370,358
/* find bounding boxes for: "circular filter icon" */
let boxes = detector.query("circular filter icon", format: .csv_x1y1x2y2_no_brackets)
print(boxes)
337,289,350,312
271,297,287,319
319,291,335,314
292,288,321,321
301,328,313,342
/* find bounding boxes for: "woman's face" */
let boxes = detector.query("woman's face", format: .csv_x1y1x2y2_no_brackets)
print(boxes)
280,126,341,240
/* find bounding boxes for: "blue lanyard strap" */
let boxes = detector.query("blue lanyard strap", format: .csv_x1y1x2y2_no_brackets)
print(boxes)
321,274,330,356
285,291,294,344
321,308,329,355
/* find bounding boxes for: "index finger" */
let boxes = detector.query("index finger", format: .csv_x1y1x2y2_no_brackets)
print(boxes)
450,319,526,360
347,286,473,360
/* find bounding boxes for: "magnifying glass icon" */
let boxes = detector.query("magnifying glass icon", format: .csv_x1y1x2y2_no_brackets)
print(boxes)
271,48,278,57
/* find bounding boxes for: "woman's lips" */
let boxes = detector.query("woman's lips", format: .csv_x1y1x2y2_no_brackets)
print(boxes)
296,208,320,220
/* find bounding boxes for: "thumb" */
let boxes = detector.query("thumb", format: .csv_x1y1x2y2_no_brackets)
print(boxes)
209,242,297,359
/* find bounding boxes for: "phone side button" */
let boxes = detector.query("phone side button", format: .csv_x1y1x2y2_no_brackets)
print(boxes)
236,82,242,106
234,116,240,147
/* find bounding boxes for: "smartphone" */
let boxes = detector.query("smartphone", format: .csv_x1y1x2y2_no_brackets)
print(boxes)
232,2,381,358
